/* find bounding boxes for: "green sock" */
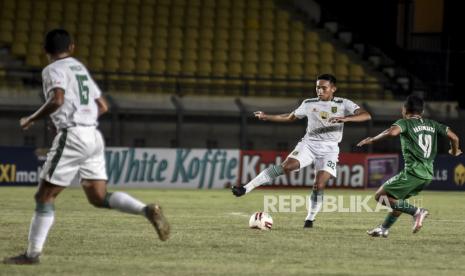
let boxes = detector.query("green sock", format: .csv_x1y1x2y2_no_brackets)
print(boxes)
391,199,418,216
265,165,284,179
381,213,399,229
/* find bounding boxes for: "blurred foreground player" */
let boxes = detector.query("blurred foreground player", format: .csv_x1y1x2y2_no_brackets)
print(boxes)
358,95,461,237
3,29,170,265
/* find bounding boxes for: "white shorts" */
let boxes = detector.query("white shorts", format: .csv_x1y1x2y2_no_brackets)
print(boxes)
287,140,339,177
40,126,108,186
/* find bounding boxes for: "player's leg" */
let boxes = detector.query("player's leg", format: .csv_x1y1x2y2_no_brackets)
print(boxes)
232,141,311,197
81,179,170,241
3,180,65,265
304,170,332,228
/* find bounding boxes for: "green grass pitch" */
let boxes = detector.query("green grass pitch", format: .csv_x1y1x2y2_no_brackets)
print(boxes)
1,187,465,275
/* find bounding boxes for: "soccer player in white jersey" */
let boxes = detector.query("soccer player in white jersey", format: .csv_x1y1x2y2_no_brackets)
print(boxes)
232,74,372,228
3,29,170,265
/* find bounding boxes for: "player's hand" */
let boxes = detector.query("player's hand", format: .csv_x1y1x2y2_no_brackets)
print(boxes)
448,148,463,156
19,117,34,130
357,137,374,147
254,111,267,120
329,116,348,123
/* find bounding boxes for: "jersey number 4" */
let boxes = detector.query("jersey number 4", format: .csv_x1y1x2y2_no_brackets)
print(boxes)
418,134,432,158
76,74,89,105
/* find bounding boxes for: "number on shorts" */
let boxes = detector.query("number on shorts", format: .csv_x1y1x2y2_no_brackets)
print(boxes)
326,160,336,169
76,74,89,105
418,134,432,158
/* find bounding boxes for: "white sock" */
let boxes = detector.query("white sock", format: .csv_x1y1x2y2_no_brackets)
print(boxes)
244,165,283,194
305,191,324,221
109,191,146,215
244,171,272,193
27,212,55,258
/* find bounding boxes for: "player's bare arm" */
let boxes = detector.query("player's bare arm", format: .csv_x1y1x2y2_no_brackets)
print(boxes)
329,108,372,123
446,129,462,156
20,88,65,130
95,97,109,116
357,125,401,147
254,111,298,123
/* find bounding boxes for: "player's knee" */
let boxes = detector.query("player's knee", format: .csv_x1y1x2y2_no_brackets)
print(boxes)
313,182,325,191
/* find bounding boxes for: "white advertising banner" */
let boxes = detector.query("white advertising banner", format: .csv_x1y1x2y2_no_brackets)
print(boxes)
104,148,240,188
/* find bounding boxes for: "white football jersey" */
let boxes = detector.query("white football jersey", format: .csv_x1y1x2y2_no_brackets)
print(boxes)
42,57,101,130
293,97,360,143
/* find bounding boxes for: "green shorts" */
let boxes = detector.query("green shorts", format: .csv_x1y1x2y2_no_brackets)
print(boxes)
382,170,431,200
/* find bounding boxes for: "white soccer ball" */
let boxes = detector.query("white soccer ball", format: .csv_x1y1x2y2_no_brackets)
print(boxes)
249,212,273,230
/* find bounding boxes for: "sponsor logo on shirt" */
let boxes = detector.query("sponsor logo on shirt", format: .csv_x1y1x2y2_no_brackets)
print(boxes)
331,106,338,113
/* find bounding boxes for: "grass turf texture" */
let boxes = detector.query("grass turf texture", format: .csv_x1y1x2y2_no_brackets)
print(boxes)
1,188,465,275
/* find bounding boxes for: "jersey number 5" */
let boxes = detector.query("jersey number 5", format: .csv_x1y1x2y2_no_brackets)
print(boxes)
76,74,89,105
418,134,432,158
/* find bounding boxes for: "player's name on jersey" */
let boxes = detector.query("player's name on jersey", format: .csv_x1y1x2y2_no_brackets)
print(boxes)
412,125,435,133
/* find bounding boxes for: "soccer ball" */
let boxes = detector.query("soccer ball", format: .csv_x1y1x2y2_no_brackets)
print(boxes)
249,212,273,230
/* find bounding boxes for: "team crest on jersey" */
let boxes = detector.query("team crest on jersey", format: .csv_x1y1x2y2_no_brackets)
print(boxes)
312,108,318,112
320,111,329,119
292,151,299,156
331,106,338,113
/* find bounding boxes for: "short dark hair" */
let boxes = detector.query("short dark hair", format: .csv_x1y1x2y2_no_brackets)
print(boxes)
317,74,337,85
404,95,424,114
44,29,72,55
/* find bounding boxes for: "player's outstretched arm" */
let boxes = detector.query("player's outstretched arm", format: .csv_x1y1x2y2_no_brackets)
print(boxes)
329,108,371,123
96,97,109,116
447,129,462,156
357,125,401,147
254,111,298,123
20,88,65,130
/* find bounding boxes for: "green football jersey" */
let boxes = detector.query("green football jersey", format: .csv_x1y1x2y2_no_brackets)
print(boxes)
393,117,448,180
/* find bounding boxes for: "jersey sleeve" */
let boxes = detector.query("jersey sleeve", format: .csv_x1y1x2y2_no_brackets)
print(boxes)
343,99,361,115
293,101,307,119
392,119,406,133
434,121,449,136
90,78,102,99
42,66,67,98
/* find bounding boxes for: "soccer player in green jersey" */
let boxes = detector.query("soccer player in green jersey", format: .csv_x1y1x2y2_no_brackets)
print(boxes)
357,95,462,237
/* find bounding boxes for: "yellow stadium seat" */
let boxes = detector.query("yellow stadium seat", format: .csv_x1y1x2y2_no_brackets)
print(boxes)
214,39,229,51
26,55,42,67
90,48,106,58
319,64,334,75
247,0,260,10
334,64,349,79
135,59,151,73
27,44,42,55
243,62,257,77
215,28,229,41
212,50,228,62
274,41,288,52
186,16,199,28
260,30,274,42
227,62,242,76
305,31,320,43
218,0,231,8
185,28,199,40
154,15,169,27
172,0,187,7
274,63,288,78
244,40,258,51
76,35,91,47
167,48,182,60
137,47,151,60
229,40,243,51
320,42,335,53
304,53,319,65
304,64,318,78
305,42,319,53
166,60,182,74
258,62,273,77
259,51,273,63
15,20,29,33
212,61,227,76
275,51,289,63
232,0,246,9
181,60,197,75
106,47,121,58
199,39,213,50
229,50,243,62
183,49,198,61
16,7,31,21
290,30,304,43
289,41,304,53
108,36,123,47
244,51,259,63
290,52,304,64
150,59,166,74
288,64,303,79
89,58,104,71
216,16,230,29
275,31,289,42
122,47,137,59
320,53,334,65
349,64,364,78
230,18,245,29
335,53,350,65
199,29,214,41
196,61,212,76
14,32,28,44
75,46,89,58
168,37,183,49
198,50,213,61
12,42,27,56
259,41,273,51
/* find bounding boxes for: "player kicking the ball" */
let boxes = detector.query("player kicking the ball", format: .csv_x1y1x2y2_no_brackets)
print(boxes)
3,29,170,265
232,74,371,228
358,95,461,237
